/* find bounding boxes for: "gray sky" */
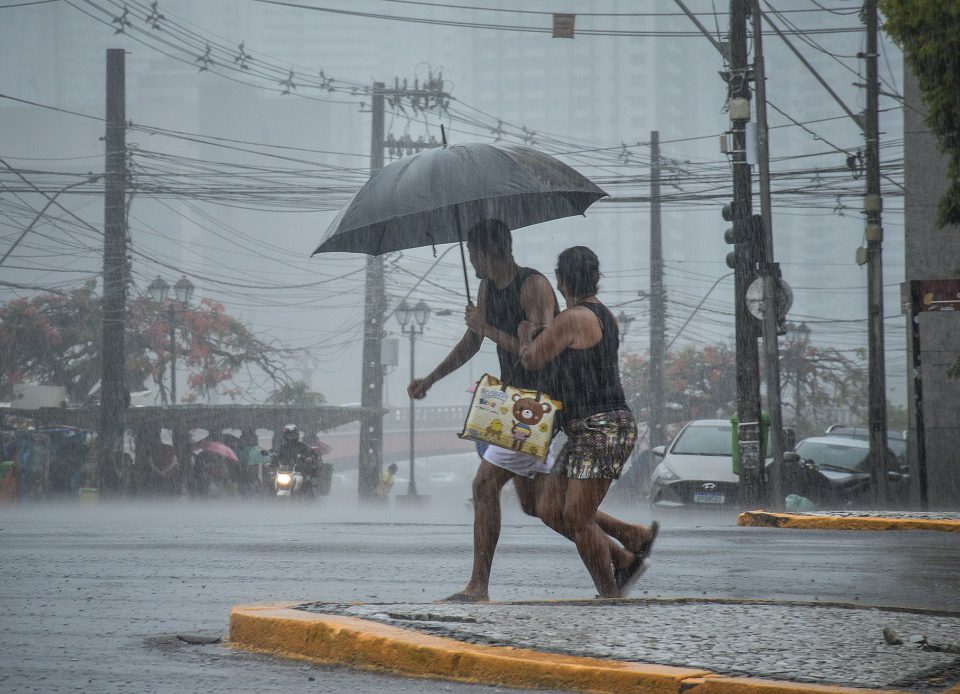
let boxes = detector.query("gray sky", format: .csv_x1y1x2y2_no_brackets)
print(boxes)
0,0,908,408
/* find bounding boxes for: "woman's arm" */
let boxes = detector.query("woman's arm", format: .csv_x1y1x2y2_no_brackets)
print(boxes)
519,306,603,370
518,312,576,370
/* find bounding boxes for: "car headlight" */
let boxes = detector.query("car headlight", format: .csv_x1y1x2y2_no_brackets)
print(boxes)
276,472,292,485
653,461,680,482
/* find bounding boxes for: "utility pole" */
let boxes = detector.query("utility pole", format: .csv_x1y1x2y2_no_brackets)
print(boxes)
99,48,128,495
863,0,889,506
357,76,450,500
648,131,666,450
358,81,387,501
751,0,786,508
727,0,764,507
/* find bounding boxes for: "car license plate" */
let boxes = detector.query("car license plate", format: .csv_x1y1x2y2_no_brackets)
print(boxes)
694,492,725,504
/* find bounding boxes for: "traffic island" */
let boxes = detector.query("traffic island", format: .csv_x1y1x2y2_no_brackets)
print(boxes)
230,599,960,693
738,510,960,533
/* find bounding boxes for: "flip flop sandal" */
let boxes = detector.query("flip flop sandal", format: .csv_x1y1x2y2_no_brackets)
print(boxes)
638,520,660,561
614,557,651,598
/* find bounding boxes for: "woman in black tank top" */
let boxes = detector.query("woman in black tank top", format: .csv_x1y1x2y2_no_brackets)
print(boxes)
517,246,656,599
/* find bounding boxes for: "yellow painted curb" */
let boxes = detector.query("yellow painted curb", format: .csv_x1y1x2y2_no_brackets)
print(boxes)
229,602,911,694
738,511,960,532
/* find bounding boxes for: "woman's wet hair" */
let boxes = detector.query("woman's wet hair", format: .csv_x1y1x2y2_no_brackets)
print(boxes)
556,246,601,297
466,219,512,259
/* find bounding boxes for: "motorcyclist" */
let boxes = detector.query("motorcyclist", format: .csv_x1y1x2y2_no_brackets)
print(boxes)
270,424,319,482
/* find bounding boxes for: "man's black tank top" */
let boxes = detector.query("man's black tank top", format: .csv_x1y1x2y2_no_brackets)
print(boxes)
482,267,557,390
553,302,629,424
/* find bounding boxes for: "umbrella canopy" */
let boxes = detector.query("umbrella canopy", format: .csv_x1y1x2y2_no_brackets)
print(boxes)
193,440,239,463
313,143,607,257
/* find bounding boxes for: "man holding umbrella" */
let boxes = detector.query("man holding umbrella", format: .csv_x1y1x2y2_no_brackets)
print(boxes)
408,219,558,602
314,137,620,599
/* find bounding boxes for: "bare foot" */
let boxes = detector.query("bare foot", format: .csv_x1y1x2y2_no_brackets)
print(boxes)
440,590,489,603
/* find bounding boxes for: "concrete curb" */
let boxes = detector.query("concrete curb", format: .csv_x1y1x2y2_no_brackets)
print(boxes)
738,511,960,533
229,602,911,694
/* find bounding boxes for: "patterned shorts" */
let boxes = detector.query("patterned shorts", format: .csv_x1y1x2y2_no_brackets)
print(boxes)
554,410,638,480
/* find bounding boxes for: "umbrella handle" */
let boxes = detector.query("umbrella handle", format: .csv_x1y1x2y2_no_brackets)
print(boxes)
458,238,473,305
455,214,473,305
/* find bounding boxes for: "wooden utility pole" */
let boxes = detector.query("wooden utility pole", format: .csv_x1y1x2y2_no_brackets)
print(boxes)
648,131,666,450
356,76,450,500
863,0,889,505
728,0,764,507
358,81,387,500
99,48,128,494
751,0,786,507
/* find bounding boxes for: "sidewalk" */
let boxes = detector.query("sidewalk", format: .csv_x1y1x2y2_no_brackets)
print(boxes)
231,597,960,694
738,510,960,532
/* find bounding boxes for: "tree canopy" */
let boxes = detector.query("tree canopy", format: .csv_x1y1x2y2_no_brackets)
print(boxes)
0,280,294,404
266,380,325,406
880,0,960,227
621,341,873,439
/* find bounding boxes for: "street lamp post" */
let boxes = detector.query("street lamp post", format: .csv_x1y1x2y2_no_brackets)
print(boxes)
148,275,195,405
784,321,811,432
616,311,635,346
395,299,430,501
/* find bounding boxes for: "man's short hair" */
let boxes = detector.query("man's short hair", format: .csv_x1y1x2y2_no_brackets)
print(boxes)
466,219,512,259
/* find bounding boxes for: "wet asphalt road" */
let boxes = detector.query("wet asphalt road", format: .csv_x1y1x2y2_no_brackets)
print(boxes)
1,495,958,693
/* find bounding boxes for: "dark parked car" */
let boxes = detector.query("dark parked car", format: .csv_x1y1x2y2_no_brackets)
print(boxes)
824,425,908,471
783,435,908,507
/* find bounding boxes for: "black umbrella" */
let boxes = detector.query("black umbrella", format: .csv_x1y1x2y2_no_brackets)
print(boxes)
313,141,607,302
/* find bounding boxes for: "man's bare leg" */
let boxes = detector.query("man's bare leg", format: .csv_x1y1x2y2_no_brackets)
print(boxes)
445,459,515,602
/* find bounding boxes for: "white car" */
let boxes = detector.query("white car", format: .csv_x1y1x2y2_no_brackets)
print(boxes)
649,419,771,509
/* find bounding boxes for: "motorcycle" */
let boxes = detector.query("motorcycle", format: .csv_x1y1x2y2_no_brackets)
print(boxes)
267,453,316,499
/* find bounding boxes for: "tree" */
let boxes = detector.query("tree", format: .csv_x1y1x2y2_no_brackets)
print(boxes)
266,380,325,406
0,281,291,404
777,341,868,437
880,0,960,226
620,344,737,425
0,280,101,403
621,341,874,439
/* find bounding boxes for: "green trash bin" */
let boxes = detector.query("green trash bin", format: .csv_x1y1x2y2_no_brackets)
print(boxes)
731,412,770,475
315,462,334,496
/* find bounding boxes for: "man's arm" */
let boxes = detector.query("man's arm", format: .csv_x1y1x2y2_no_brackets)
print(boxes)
407,329,483,399
465,273,556,354
408,281,486,399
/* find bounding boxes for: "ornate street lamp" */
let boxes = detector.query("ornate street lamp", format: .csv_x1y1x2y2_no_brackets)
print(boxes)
173,275,195,304
148,275,194,405
148,276,169,304
395,299,430,501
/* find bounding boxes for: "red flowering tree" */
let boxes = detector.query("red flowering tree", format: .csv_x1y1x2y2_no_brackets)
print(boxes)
621,344,737,424
622,341,869,438
1,280,292,404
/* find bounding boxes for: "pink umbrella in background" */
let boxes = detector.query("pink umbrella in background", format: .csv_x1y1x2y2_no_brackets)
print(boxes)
193,440,239,463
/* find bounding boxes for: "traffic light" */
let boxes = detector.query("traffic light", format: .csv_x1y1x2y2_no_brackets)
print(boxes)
725,214,763,245
723,204,763,269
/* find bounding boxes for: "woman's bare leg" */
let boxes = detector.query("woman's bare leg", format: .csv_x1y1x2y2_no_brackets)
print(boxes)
562,478,619,598
596,512,657,554
536,474,634,571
